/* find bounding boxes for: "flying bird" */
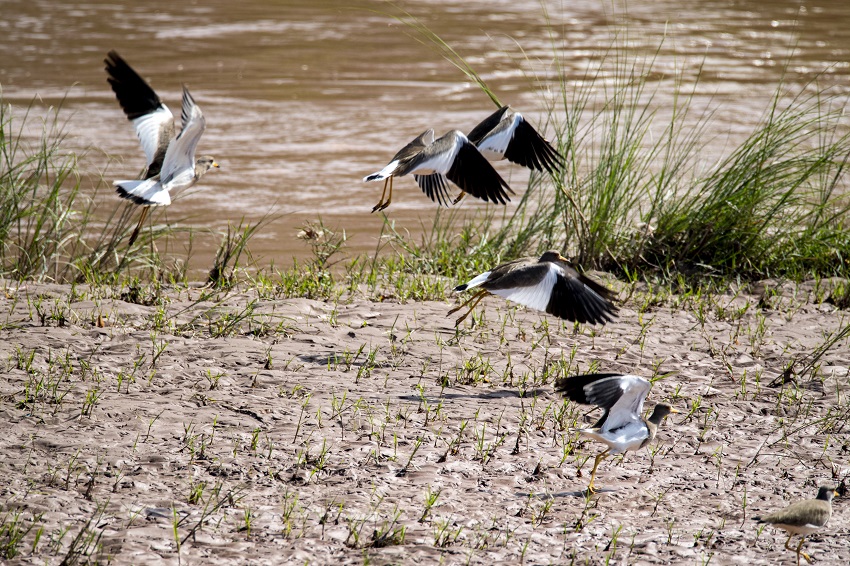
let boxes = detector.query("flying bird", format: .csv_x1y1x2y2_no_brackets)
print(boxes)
468,105,563,174
556,373,676,494
754,486,837,566
449,251,617,326
447,106,563,205
364,129,513,212
105,50,219,246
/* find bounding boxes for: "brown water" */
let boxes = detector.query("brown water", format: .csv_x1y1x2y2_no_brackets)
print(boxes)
2,0,850,273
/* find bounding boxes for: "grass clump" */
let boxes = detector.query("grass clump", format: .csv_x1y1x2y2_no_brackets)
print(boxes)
0,94,150,283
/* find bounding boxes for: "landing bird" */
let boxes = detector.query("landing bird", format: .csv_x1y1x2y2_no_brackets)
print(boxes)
363,129,513,212
555,373,676,494
105,50,219,246
449,106,563,205
449,251,617,326
754,486,837,565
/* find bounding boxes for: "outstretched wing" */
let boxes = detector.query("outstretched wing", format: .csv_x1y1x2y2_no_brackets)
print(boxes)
545,266,617,325
504,116,563,174
445,135,513,204
414,173,453,207
484,262,557,312
104,50,174,178
556,373,650,431
160,86,206,186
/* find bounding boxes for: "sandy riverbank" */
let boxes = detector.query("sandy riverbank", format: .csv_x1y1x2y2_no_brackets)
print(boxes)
0,279,848,564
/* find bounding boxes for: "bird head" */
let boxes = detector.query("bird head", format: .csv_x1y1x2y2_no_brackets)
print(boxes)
648,404,677,424
539,250,568,263
816,486,838,502
195,155,219,176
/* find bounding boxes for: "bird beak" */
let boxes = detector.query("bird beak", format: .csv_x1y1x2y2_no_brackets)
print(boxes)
213,162,220,168
558,253,568,262
669,408,680,414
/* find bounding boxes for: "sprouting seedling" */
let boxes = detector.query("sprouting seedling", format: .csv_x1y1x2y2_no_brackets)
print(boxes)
603,524,624,564
419,485,442,523
293,393,313,443
150,331,168,369
397,436,424,477
205,369,224,390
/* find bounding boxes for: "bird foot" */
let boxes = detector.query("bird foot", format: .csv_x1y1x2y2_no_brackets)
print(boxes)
371,201,389,213
446,304,463,316
583,484,600,497
801,552,812,564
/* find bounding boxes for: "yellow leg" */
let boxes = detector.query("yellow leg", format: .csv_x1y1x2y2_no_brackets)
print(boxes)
447,290,488,326
377,176,394,211
371,178,391,213
796,536,811,564
586,449,610,494
128,206,150,247
452,191,467,205
782,532,794,553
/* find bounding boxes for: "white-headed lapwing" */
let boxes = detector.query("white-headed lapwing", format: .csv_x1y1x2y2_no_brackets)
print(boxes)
448,106,563,205
105,50,218,246
556,373,676,494
364,129,512,212
449,251,617,326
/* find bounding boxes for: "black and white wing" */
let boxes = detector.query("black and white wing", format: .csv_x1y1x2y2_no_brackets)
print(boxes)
546,266,618,324
600,375,651,432
503,114,563,174
557,373,650,431
443,132,513,204
470,106,563,174
105,50,175,178
160,87,206,188
414,173,453,207
483,262,558,312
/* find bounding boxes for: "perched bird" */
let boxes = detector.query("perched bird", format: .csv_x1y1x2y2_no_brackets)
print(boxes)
105,50,219,246
449,251,617,326
555,373,676,494
754,486,837,565
448,106,563,205
364,129,513,212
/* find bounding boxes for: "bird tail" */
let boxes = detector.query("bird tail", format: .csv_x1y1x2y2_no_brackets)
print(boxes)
363,160,399,183
114,179,170,206
454,271,491,292
363,172,386,182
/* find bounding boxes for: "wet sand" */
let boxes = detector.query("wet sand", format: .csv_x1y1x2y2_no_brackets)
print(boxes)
1,278,848,564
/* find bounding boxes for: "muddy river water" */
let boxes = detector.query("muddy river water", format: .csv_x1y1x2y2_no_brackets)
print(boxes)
2,0,849,272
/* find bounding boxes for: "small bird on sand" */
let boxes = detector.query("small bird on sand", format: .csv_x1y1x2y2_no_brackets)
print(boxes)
105,50,219,246
555,373,676,494
364,129,513,212
448,106,563,205
449,251,617,326
754,486,837,565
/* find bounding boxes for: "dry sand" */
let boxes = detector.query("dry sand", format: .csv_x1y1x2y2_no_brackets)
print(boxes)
0,278,848,565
